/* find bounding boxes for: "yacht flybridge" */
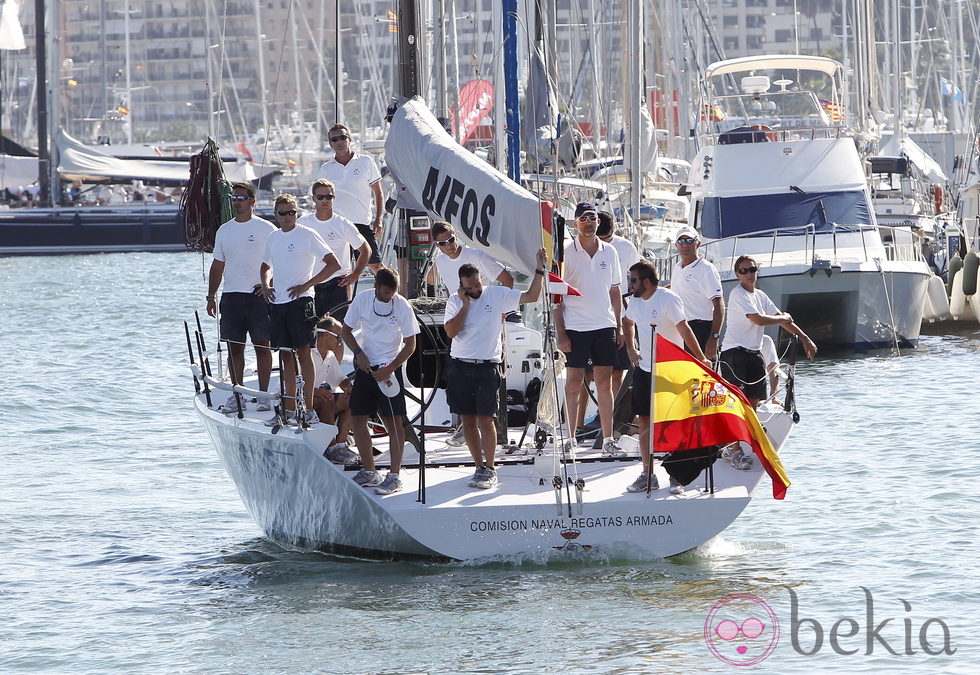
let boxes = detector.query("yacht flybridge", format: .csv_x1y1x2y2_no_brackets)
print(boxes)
682,55,931,349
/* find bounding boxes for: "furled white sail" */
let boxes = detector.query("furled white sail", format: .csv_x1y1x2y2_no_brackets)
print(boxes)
385,97,542,274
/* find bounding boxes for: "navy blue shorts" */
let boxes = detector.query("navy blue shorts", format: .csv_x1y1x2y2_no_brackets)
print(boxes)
269,297,317,350
447,360,501,416
354,223,382,264
350,366,407,418
720,347,767,400
564,327,617,369
219,292,270,344
314,279,349,320
631,367,653,417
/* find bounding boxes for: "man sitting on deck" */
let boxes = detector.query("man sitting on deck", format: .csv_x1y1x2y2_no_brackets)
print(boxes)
342,267,420,495
444,249,547,489
311,316,357,465
622,261,710,494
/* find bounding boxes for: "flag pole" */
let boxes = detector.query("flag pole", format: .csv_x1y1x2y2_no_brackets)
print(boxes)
646,327,657,498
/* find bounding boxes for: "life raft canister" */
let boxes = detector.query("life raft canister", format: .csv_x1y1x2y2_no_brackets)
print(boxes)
962,251,979,297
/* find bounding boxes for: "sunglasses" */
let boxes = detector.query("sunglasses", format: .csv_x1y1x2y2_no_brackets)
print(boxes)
313,194,336,200
714,618,766,641
628,276,644,284
230,194,252,201
316,328,341,339
736,266,759,274
576,213,597,222
276,209,297,216
676,237,697,244
435,236,457,247
329,135,350,142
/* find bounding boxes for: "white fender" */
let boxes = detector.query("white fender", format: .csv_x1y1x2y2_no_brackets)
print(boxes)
924,274,950,321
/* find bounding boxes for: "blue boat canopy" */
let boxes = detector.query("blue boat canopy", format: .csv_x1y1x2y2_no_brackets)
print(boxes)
699,189,872,239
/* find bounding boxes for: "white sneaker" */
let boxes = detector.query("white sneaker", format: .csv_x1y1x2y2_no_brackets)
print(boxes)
627,472,658,493
255,398,272,412
373,473,404,495
669,477,684,495
325,443,359,466
730,448,753,471
602,438,627,458
474,467,498,489
446,427,466,447
218,394,244,414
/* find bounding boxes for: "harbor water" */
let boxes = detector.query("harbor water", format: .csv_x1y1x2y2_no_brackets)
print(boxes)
2,252,978,673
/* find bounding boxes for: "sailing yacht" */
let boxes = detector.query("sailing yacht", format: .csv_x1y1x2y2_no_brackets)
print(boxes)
681,55,931,349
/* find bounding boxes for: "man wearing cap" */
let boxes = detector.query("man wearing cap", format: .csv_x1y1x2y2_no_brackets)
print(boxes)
206,182,277,414
316,123,385,274
298,179,371,321
445,249,547,489
669,226,725,360
556,201,625,457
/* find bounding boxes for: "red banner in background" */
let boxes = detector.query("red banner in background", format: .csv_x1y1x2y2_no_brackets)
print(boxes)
456,79,494,145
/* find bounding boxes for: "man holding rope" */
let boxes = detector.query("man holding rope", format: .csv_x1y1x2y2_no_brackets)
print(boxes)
206,182,276,413
445,249,547,489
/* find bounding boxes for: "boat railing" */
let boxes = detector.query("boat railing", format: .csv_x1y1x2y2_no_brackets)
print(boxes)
699,124,848,147
183,308,303,422
656,222,924,282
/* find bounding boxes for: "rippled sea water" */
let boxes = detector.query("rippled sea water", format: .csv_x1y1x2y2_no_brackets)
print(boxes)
2,252,979,673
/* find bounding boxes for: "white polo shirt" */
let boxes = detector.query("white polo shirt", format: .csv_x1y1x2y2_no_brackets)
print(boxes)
607,234,641,292
560,237,621,331
212,217,276,293
344,289,420,365
313,350,346,390
316,152,382,224
722,284,779,352
624,287,686,372
262,225,332,304
445,285,522,361
297,212,366,280
670,257,723,321
435,245,505,291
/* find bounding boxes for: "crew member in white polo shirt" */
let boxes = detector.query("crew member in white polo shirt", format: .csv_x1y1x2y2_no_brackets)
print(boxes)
206,181,277,414
445,249,547,490
297,178,370,320
431,220,514,290
597,210,641,395
720,255,816,410
342,267,420,496
260,194,341,425
316,123,384,274
669,226,725,359
430,219,514,448
622,260,710,494
555,201,625,457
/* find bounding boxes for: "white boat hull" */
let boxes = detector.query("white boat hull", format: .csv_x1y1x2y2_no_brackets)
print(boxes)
196,396,793,561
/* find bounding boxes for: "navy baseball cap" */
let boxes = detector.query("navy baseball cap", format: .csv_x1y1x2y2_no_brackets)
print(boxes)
574,201,597,218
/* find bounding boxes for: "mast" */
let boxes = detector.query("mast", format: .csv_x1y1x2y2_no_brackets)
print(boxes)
35,0,50,206
335,0,343,124
252,0,269,137
124,0,132,144
502,0,520,180
627,0,642,228
492,3,506,172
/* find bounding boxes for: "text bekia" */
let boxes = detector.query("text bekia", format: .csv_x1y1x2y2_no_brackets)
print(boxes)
789,588,955,656
468,513,674,532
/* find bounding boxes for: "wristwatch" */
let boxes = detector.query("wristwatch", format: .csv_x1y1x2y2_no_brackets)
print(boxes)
206,295,216,300
710,333,720,339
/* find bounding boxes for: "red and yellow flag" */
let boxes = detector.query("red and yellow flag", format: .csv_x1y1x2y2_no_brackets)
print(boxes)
819,99,844,123
386,9,398,32
652,335,790,499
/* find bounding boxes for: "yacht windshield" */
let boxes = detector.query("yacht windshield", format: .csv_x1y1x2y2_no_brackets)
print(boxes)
699,189,872,239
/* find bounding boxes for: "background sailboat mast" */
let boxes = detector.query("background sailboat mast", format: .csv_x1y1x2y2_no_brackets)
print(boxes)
34,0,50,206
252,0,269,136
502,0,520,181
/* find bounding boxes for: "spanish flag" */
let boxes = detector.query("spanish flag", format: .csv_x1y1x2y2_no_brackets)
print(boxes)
386,9,398,32
652,335,790,499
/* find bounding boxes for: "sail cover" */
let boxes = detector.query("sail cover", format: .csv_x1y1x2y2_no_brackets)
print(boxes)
385,97,542,274
56,130,257,186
